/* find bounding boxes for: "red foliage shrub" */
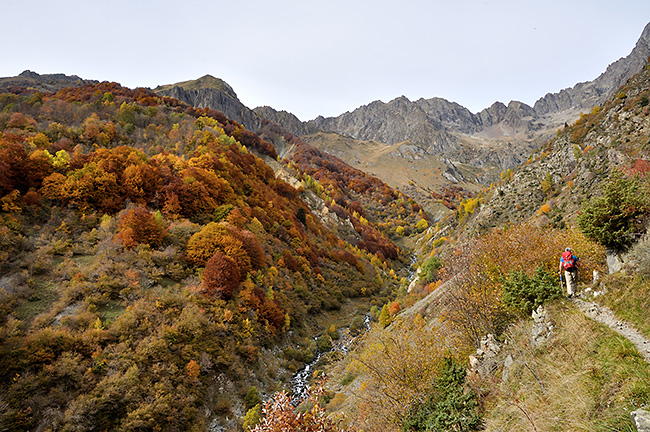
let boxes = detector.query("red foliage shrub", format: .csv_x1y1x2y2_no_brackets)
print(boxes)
202,250,241,299
274,180,298,199
337,250,364,274
0,140,52,195
281,250,300,272
6,112,35,129
628,158,650,177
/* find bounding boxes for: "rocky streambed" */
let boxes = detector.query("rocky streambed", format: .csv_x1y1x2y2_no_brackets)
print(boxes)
290,315,371,404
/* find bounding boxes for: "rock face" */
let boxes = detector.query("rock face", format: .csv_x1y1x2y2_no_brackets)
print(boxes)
156,84,263,131
253,106,319,136
0,70,98,93
531,306,554,348
468,334,502,377
535,22,650,115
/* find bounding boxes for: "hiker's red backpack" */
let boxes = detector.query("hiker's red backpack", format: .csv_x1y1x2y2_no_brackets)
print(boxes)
562,251,576,271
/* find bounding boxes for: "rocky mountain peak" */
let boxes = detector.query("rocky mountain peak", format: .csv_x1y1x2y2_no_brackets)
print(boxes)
154,74,238,101
18,70,40,79
0,70,97,93
154,76,261,130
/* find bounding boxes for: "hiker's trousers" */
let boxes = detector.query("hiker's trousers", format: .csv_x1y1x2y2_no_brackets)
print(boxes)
564,270,577,296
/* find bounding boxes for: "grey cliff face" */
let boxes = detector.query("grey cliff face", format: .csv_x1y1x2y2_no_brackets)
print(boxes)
307,96,461,154
252,106,319,136
156,86,263,131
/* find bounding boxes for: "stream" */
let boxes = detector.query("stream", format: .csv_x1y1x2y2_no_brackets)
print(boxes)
290,254,419,404
290,314,371,405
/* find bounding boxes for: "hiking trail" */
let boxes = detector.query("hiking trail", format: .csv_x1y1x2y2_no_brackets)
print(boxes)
571,298,650,364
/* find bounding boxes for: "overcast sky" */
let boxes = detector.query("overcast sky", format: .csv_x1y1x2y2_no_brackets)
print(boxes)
3,0,650,120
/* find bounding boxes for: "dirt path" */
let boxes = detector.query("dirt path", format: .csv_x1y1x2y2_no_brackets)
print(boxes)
571,298,650,364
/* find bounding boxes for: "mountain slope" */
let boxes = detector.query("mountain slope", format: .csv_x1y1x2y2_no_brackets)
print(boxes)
465,58,650,238
0,82,418,431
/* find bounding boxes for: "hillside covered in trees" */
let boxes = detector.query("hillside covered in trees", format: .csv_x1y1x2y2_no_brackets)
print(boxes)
0,82,428,431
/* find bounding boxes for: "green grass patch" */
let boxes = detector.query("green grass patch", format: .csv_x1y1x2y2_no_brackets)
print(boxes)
15,281,59,322
71,254,96,267
98,301,126,324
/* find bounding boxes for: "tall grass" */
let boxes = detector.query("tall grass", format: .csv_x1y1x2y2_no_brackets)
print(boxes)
480,302,650,431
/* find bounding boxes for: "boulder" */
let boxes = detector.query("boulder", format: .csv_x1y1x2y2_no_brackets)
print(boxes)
631,409,650,432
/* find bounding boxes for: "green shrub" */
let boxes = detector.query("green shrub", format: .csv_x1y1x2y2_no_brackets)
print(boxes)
578,172,650,250
242,404,262,431
244,386,262,411
502,266,562,316
401,357,482,432
421,256,442,284
317,334,332,352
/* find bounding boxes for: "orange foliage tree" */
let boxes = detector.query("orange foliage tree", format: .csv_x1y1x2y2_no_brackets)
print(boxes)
186,222,261,279
115,207,167,248
253,378,345,432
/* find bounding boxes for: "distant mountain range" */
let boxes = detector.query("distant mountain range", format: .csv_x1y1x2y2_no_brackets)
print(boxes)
0,69,98,93
151,23,650,186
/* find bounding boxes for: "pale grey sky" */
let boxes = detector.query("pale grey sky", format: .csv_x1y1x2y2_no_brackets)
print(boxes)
2,0,649,120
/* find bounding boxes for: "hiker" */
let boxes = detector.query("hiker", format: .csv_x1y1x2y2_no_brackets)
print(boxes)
559,247,579,298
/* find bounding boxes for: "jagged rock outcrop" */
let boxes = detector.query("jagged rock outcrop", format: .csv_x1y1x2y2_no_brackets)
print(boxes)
632,409,650,432
309,96,460,150
468,334,502,377
414,97,479,134
534,22,650,115
531,305,554,348
253,106,319,136
0,70,98,93
306,94,555,170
